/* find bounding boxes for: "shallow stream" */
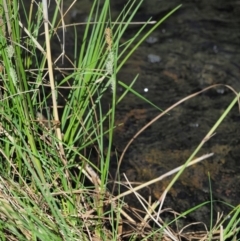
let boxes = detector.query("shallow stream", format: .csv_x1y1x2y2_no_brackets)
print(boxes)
110,0,240,225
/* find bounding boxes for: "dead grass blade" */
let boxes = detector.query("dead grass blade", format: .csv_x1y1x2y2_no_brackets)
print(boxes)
112,153,213,202
124,174,178,241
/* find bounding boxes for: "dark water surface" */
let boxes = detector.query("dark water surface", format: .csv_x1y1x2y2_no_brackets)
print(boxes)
108,0,240,226
27,0,240,228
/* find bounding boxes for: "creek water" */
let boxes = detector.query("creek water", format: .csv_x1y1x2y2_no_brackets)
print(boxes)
109,0,240,228
98,0,240,228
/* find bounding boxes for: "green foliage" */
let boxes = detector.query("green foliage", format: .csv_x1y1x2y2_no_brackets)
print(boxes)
0,0,179,240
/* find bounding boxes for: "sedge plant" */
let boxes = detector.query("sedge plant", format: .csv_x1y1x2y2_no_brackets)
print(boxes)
0,0,182,240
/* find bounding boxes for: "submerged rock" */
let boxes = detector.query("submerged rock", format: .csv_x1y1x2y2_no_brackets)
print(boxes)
146,36,158,45
147,54,161,63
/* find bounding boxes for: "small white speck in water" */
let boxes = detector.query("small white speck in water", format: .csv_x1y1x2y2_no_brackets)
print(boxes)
216,88,225,94
144,88,149,92
189,123,199,128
